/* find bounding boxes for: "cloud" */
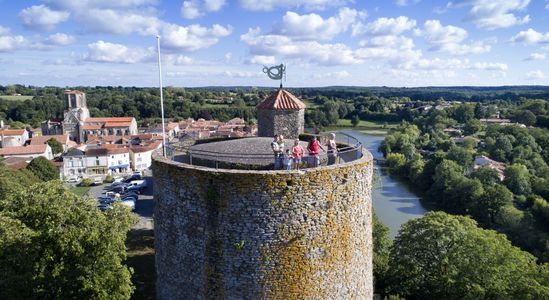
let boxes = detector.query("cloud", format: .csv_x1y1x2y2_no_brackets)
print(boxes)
471,62,508,71
0,26,10,35
84,41,154,63
239,0,350,11
273,8,358,41
0,35,27,52
511,28,549,45
161,23,232,51
44,33,75,45
524,52,545,61
352,16,416,37
355,36,422,65
170,55,194,65
448,0,530,30
248,55,276,64
396,0,421,6
224,52,232,62
312,71,351,79
241,27,362,66
19,5,70,30
415,20,490,55
525,70,544,80
181,0,226,19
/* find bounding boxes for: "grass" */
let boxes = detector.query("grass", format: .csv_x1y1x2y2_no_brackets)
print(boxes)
336,119,398,128
201,103,230,108
302,100,320,108
0,95,33,101
69,186,91,197
126,229,155,300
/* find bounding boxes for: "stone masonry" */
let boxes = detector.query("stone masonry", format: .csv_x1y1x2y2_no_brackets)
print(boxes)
153,150,374,299
257,109,305,139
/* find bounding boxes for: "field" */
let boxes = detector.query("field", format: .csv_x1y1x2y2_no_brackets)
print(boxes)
0,95,33,101
69,186,91,197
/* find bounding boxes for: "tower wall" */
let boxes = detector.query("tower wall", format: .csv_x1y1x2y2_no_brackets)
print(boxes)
153,151,374,299
257,109,304,138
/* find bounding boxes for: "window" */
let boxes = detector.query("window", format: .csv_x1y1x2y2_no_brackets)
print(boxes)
137,157,142,163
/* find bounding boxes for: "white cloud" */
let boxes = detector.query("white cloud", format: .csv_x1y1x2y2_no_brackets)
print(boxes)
45,33,75,45
248,55,276,64
273,8,358,40
79,8,161,35
352,16,416,37
241,27,362,66
161,23,232,51
472,62,508,71
171,55,194,65
224,52,232,62
239,0,350,11
181,0,225,19
0,35,27,52
312,71,351,79
415,20,490,55
525,70,544,80
524,52,546,61
46,0,158,10
84,41,154,63
19,5,70,30
0,26,10,35
511,28,549,45
356,36,422,65
396,0,421,6
449,0,530,30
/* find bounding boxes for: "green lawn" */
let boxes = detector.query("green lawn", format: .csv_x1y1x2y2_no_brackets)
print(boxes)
303,100,320,108
0,95,33,101
69,186,91,197
336,118,398,128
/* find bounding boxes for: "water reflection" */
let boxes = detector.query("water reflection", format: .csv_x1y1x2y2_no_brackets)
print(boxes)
341,130,427,238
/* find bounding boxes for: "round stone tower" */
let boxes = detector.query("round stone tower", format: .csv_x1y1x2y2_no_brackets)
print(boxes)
152,146,374,299
256,88,306,138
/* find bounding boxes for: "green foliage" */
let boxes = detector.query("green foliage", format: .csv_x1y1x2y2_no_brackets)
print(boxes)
0,181,137,299
387,212,549,299
47,138,64,155
515,110,537,126
80,178,91,187
373,212,392,293
474,184,513,225
503,164,532,195
446,146,473,170
463,118,483,135
104,175,114,183
385,153,406,175
27,156,58,181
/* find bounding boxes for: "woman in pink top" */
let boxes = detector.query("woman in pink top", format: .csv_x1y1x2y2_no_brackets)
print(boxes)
291,139,304,170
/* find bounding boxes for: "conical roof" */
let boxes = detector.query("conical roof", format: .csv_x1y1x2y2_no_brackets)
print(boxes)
256,88,306,110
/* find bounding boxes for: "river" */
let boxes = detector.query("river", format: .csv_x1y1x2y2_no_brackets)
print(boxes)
342,130,427,238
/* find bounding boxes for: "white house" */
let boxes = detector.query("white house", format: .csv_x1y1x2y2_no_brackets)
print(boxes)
0,129,29,147
130,141,162,171
62,148,86,178
85,147,109,176
0,144,53,160
104,145,131,175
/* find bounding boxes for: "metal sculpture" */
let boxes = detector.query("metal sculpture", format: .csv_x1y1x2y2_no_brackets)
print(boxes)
263,64,286,87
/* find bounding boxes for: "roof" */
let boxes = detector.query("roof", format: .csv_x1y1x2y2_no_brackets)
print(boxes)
0,129,26,136
0,144,48,156
130,141,162,153
1,156,31,171
85,147,108,156
64,90,85,94
81,124,102,130
30,134,71,146
256,89,306,110
104,121,133,128
86,117,135,123
63,148,85,157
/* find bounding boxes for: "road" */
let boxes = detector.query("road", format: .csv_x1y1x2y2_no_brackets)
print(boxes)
89,172,154,230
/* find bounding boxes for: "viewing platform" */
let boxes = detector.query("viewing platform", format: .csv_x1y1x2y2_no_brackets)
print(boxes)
165,132,364,170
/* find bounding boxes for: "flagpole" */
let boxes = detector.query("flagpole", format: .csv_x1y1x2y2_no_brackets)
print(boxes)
156,35,167,157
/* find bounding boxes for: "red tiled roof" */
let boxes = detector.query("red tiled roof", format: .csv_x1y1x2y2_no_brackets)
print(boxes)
130,141,162,153
2,156,30,171
0,144,48,156
86,117,134,123
0,129,26,136
30,134,72,146
104,121,133,128
81,124,102,130
256,89,306,110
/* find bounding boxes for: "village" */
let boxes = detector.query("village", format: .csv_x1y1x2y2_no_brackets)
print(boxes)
0,90,257,182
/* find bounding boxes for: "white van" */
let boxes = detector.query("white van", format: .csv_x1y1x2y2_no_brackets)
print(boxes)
128,180,147,189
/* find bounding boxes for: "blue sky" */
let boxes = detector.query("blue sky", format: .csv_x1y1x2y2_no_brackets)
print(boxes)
0,0,548,87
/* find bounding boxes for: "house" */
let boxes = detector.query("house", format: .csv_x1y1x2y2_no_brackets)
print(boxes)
102,144,131,175
85,147,109,176
30,134,77,152
1,156,31,171
0,129,29,147
0,144,53,160
145,122,180,140
62,148,86,178
130,141,162,171
474,155,506,181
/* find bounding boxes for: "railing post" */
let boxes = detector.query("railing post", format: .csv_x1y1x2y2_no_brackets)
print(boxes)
189,152,193,165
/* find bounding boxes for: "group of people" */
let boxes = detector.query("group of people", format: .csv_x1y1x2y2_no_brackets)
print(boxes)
271,133,338,170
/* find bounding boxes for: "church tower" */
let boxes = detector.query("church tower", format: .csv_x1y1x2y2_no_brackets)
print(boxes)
63,90,90,142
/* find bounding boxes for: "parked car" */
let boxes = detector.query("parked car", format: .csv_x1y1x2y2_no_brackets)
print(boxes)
110,185,128,194
123,174,142,183
98,197,115,204
97,203,112,211
112,177,124,184
109,182,128,190
121,193,138,200
126,186,143,194
66,176,80,183
120,199,136,211
93,177,103,186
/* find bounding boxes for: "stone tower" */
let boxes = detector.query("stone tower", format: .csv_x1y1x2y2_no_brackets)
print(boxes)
257,88,305,138
153,147,374,299
62,90,89,142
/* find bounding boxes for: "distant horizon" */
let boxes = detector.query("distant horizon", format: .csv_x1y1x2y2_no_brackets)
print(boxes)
2,84,549,89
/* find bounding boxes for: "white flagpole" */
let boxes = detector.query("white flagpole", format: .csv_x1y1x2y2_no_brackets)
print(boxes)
156,35,167,157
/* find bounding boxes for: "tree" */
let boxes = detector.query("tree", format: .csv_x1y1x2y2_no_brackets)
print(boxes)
387,212,549,299
27,156,58,181
351,114,360,127
47,138,64,155
503,164,532,195
515,110,537,126
471,166,501,186
386,153,406,175
446,146,473,170
0,181,137,299
463,119,483,135
373,212,392,293
474,184,513,225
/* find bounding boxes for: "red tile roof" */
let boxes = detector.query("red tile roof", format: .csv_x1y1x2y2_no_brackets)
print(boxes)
104,121,133,128
0,129,26,136
86,117,134,123
0,144,48,156
81,124,102,130
2,156,30,171
256,88,306,110
130,141,162,153
30,134,73,146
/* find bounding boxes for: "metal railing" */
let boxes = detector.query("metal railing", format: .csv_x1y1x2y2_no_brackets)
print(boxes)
165,132,363,170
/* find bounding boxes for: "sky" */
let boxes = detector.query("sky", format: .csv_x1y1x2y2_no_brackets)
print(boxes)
0,0,548,87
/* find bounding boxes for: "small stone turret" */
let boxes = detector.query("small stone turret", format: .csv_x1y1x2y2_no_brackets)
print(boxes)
256,88,305,138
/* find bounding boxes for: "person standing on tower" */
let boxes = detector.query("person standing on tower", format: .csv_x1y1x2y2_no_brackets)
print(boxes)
326,133,338,165
307,135,324,168
271,135,282,169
